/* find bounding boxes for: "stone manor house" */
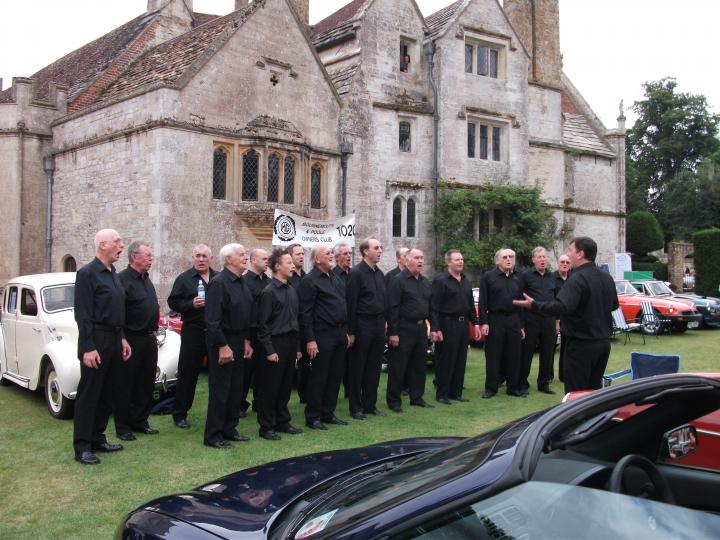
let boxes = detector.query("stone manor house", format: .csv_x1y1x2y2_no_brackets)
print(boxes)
0,0,625,299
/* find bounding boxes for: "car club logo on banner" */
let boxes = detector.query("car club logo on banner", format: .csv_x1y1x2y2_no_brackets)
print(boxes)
272,209,356,248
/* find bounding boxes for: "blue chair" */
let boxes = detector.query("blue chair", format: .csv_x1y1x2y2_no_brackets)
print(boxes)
602,352,680,387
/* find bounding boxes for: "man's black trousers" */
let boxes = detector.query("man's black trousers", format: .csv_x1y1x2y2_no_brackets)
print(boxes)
519,315,556,391
305,326,346,423
563,337,611,393
348,315,385,414
256,332,298,434
435,317,470,400
172,324,207,422
204,335,245,444
484,313,522,394
387,320,427,407
114,333,158,435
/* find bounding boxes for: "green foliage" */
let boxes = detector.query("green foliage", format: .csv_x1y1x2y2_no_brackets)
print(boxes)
433,185,555,270
693,228,720,296
626,211,664,256
633,261,668,281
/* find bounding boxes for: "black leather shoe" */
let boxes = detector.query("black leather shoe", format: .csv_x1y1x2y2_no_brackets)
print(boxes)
117,432,136,442
436,397,452,405
322,416,348,426
92,442,123,452
351,412,366,420
225,433,250,442
507,390,528,398
307,420,328,430
388,404,403,413
538,386,556,395
75,451,100,465
204,440,232,449
260,431,281,441
451,396,470,402
277,425,303,435
411,400,434,408
174,419,191,429
364,408,385,416
140,427,159,435
481,391,496,399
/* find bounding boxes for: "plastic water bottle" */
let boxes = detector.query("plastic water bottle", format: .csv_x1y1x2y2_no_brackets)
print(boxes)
197,279,205,301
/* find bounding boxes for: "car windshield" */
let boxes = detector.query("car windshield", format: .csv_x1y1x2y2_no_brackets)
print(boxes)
615,281,637,295
646,281,673,296
41,284,74,313
395,482,720,539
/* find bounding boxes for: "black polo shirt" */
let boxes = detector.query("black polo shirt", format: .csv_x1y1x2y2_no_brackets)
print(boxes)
347,260,386,334
118,265,159,334
244,269,270,328
387,269,431,336
332,264,351,287
204,268,252,348
430,271,478,331
478,267,523,324
298,266,347,342
519,268,556,323
167,266,217,327
257,278,300,355
288,269,306,289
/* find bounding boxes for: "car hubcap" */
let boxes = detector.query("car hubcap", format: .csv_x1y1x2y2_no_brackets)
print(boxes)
47,370,62,412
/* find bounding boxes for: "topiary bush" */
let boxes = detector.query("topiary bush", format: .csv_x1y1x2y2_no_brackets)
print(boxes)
627,211,664,256
693,228,720,296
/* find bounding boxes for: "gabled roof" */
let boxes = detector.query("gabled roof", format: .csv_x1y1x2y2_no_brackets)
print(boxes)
312,0,370,36
563,113,616,158
425,0,463,39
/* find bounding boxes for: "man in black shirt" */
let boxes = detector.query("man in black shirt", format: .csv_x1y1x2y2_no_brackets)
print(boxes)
430,250,480,405
168,244,216,429
116,241,160,441
332,243,352,396
298,245,349,430
242,248,270,415
387,248,433,411
204,243,254,448
256,249,303,440
288,243,309,403
346,237,386,419
288,243,306,288
552,254,571,382
518,247,557,395
479,248,525,399
514,237,619,392
73,229,131,465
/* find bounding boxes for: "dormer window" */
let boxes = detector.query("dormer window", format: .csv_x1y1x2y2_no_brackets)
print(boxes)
465,37,505,79
400,39,412,73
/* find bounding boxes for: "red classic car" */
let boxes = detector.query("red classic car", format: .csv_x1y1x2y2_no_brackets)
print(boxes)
614,280,702,333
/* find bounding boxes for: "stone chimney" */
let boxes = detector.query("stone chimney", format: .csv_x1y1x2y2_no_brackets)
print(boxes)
146,0,194,47
504,0,561,89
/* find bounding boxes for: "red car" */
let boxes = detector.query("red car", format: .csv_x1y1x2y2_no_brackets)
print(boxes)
615,280,702,333
158,312,183,334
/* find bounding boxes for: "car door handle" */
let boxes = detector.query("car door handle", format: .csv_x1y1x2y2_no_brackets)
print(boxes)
33,328,41,333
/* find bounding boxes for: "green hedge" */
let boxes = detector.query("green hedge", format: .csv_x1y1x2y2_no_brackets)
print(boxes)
633,261,668,281
627,211,663,256
693,228,720,296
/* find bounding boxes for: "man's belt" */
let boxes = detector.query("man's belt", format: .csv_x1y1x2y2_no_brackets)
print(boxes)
442,314,466,322
402,318,426,325
94,323,123,332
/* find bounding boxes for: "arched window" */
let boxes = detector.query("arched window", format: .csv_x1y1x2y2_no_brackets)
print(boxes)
212,147,227,199
284,156,295,204
62,255,77,272
406,198,416,237
310,164,322,209
267,153,280,203
392,197,402,237
242,149,259,201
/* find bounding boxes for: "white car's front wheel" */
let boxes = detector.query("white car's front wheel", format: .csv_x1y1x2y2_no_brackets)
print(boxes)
44,362,74,419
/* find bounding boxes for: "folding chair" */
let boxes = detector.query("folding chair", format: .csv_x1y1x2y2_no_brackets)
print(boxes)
603,352,680,386
640,300,667,338
611,308,644,345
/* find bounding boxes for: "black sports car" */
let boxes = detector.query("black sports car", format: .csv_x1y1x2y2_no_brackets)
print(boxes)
117,374,720,539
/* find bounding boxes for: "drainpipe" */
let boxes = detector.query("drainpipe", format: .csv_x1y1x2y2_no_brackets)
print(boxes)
424,40,439,266
340,138,353,216
43,155,55,272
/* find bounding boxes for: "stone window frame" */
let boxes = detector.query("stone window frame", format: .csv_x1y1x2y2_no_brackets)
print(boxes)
399,36,416,74
466,116,507,163
212,143,233,200
464,33,507,80
406,197,417,237
392,196,403,237
399,117,413,153
265,149,298,204
309,159,327,210
391,194,417,238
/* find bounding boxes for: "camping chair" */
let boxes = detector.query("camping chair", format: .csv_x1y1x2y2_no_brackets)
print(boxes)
640,300,667,338
611,308,644,345
603,352,680,387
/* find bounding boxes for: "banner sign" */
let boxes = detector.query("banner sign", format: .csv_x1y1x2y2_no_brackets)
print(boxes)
272,210,355,248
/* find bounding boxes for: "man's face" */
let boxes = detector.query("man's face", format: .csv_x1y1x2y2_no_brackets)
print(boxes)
364,239,383,265
557,255,571,272
252,249,269,273
290,246,304,270
192,247,212,273
314,246,334,272
228,247,247,273
101,233,124,263
275,253,295,280
532,250,548,273
406,249,424,276
336,246,351,270
397,249,408,269
447,252,464,274
496,250,515,272
133,245,153,273
567,242,584,269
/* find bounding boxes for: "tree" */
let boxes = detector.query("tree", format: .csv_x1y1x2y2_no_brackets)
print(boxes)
626,211,663,256
693,228,720,296
626,78,720,237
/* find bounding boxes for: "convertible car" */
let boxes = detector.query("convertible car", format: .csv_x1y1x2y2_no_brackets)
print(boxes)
0,273,180,419
117,374,720,539
615,279,702,333
630,280,720,329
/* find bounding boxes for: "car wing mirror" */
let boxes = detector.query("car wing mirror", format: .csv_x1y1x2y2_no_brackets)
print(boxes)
661,424,698,460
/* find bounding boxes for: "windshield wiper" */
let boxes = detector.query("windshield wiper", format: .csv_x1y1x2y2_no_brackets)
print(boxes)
550,409,618,449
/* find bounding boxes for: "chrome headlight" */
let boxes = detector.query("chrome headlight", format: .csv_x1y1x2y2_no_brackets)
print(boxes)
667,306,674,313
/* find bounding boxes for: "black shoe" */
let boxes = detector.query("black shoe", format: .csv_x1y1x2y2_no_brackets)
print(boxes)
364,408,385,416
117,432,136,442
410,400,434,408
307,420,328,430
75,451,100,465
451,396,469,402
322,416,348,426
204,440,232,449
482,391,496,399
277,425,303,435
436,397,452,405
224,433,250,442
507,390,528,398
351,412,366,420
388,404,403,413
141,426,159,435
174,419,191,429
538,386,556,395
92,442,123,452
260,431,281,441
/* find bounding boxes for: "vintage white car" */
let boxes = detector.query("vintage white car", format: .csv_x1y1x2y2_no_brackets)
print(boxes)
0,273,179,419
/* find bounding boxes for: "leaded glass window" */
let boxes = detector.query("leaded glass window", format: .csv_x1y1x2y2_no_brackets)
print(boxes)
492,126,501,161
479,125,488,160
468,122,476,158
489,49,499,78
242,150,259,201
311,164,322,209
399,121,411,152
284,156,295,204
268,154,279,203
392,197,402,237
212,147,227,200
477,46,488,76
465,44,473,73
406,198,416,237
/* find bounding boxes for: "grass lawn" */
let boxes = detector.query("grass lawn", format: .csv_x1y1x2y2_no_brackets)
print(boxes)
1,328,718,539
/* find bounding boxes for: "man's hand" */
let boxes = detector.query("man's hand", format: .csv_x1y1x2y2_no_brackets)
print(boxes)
556,320,561,334
243,340,253,359
513,293,535,310
218,345,233,365
520,328,526,340
389,335,399,347
473,325,481,341
431,330,444,343
82,350,101,369
192,295,205,309
121,339,132,361
267,353,279,363
296,351,302,360
348,334,356,347
307,340,319,359
481,324,490,337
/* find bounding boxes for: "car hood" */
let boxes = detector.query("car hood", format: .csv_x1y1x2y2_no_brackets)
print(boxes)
124,437,462,538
